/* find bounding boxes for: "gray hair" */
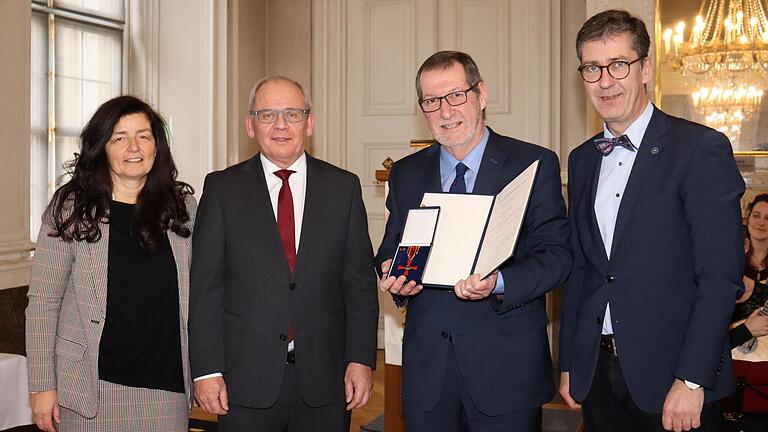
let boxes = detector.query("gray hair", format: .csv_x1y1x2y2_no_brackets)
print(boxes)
247,76,313,113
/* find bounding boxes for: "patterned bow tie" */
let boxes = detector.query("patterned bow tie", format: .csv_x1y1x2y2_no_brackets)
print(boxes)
594,134,636,156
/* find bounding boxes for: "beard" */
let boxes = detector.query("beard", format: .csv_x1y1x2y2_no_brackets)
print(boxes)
429,113,481,149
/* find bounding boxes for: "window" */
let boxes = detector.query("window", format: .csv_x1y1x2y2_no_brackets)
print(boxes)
30,0,125,239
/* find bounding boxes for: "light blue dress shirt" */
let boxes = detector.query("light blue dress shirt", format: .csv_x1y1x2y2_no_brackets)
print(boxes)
439,128,505,293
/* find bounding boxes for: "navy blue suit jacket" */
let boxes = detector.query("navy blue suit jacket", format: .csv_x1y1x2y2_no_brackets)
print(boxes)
376,129,571,415
559,107,745,412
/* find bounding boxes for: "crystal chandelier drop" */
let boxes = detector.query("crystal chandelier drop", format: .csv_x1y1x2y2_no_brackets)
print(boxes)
662,0,768,88
703,109,746,143
692,85,764,114
692,86,764,144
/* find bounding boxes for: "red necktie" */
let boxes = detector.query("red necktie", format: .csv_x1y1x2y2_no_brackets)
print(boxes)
274,169,296,271
275,169,296,343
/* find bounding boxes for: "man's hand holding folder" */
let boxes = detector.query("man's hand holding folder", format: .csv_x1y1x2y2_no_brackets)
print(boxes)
378,259,499,300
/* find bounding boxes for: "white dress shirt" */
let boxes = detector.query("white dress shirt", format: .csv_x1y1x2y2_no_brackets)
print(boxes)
260,152,307,253
595,101,653,335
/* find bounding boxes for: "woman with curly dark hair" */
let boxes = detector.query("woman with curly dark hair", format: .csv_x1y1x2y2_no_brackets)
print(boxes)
730,194,768,355
26,95,196,431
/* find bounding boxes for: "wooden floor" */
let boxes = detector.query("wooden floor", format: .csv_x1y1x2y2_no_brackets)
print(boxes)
190,350,386,431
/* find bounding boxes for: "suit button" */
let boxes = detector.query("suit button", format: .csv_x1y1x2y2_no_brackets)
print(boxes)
605,275,616,283
279,334,287,341
441,331,449,338
289,283,296,291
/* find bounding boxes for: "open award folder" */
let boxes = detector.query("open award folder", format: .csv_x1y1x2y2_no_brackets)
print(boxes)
388,160,539,288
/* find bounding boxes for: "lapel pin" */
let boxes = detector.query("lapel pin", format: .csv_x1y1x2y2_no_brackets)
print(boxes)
651,147,659,155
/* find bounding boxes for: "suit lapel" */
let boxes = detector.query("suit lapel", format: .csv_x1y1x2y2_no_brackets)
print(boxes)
473,130,504,195
295,155,326,272
610,108,667,257
423,144,443,193
89,220,110,318
167,228,192,400
244,155,293,277
584,140,610,269
168,230,188,324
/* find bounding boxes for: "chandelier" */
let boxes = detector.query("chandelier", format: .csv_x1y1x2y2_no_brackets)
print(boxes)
662,0,768,148
703,110,746,143
662,0,768,89
692,85,764,114
691,85,764,143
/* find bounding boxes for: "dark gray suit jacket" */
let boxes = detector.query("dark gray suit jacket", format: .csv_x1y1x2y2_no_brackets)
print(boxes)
189,153,379,408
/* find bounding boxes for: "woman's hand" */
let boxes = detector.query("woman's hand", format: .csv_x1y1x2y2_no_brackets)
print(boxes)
30,389,60,432
745,308,768,338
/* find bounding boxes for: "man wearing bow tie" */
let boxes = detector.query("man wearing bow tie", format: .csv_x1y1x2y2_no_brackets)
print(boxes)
559,10,745,432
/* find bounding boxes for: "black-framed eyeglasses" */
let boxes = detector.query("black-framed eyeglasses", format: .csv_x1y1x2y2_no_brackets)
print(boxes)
578,57,645,83
249,108,310,124
419,82,480,113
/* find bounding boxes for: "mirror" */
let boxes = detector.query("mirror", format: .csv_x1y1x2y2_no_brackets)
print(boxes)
656,0,768,155
656,0,768,211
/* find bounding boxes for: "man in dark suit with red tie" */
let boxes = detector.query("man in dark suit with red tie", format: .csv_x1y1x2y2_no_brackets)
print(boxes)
189,76,379,431
559,10,745,432
376,51,572,431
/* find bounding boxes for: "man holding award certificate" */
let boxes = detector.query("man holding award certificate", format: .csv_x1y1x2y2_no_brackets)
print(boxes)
376,51,572,431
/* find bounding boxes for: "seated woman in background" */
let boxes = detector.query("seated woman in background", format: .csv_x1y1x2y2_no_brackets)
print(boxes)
26,95,196,432
731,193,768,353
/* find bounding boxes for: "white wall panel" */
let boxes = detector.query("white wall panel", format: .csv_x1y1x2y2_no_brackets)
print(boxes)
458,0,509,113
365,1,416,115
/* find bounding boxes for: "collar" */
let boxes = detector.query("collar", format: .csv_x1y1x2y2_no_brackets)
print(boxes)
603,101,654,149
260,152,307,178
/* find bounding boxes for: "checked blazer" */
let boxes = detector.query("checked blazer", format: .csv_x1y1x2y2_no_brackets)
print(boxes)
26,195,197,417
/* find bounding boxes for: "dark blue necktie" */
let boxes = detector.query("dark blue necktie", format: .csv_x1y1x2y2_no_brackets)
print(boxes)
594,134,636,156
449,162,468,193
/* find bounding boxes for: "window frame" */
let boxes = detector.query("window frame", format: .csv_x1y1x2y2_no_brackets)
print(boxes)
30,0,127,241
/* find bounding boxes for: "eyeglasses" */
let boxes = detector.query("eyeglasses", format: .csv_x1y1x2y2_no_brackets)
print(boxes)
578,57,645,83
249,108,310,124
418,82,480,113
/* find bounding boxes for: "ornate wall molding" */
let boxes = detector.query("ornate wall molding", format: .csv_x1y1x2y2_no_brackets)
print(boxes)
312,0,348,167
0,1,33,290
126,0,159,106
